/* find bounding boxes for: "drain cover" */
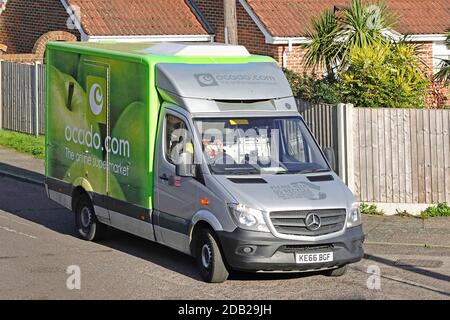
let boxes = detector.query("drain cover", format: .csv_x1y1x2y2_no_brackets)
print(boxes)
394,259,443,269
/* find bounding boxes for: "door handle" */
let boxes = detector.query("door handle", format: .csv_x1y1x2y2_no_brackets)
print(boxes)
159,174,169,181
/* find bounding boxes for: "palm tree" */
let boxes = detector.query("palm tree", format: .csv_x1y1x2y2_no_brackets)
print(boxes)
303,9,341,78
434,31,450,84
302,0,395,77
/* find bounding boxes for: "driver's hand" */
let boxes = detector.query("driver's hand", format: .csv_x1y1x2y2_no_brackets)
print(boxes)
215,139,224,151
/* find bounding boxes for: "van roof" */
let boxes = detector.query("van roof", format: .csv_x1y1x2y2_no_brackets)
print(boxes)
47,42,252,58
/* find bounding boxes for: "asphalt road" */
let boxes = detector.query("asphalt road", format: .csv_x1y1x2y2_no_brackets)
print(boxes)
0,175,449,300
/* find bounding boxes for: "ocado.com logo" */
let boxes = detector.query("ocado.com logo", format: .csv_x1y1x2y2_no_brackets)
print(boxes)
194,73,218,87
89,83,103,116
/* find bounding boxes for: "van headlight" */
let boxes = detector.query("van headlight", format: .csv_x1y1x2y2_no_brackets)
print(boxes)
228,204,270,233
347,203,362,228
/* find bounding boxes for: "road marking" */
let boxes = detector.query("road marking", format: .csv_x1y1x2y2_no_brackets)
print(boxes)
0,214,33,227
352,264,450,297
0,224,37,239
365,241,450,249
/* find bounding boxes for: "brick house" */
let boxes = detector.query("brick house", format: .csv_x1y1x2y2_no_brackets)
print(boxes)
195,0,450,77
0,0,213,62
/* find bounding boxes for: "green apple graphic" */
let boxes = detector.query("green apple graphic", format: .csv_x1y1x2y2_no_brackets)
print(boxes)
109,101,148,206
64,160,125,200
47,66,103,182
47,65,85,178
77,56,147,125
49,51,80,79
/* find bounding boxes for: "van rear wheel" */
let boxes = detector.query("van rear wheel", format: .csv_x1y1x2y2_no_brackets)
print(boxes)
196,228,229,283
75,195,107,241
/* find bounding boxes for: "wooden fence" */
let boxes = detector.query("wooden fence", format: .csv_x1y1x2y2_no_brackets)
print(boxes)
353,108,450,204
0,61,45,135
298,102,450,204
297,99,341,175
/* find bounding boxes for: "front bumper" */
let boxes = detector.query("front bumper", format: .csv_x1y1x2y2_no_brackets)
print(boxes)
217,226,364,272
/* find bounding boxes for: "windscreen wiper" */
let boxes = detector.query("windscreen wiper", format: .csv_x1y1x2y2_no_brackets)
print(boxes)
299,169,331,174
276,168,331,175
224,168,260,175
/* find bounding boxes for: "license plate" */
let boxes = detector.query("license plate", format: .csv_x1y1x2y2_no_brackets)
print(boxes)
296,252,334,264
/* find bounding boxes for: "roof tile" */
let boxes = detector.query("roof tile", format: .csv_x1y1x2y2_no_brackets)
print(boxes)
246,0,450,37
66,0,208,36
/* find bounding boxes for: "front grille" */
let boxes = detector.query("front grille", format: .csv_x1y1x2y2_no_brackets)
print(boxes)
270,209,346,237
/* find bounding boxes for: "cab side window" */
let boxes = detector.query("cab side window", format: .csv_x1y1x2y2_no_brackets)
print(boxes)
165,115,194,165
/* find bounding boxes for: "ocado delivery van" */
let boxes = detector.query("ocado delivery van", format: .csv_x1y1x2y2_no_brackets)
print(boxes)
45,42,364,283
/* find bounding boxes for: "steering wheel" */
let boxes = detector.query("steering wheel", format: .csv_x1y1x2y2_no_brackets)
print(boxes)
213,152,237,165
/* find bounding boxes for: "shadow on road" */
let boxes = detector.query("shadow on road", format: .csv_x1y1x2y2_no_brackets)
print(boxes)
364,253,450,296
0,163,45,185
4,172,448,286
0,174,317,282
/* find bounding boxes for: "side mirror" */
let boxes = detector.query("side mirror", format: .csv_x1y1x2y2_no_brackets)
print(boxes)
323,147,336,171
175,153,196,177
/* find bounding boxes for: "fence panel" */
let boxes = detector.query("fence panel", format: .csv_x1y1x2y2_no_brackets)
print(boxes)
0,61,45,135
353,108,450,204
37,63,46,135
297,99,340,173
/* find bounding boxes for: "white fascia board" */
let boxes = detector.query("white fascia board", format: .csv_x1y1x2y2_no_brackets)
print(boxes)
404,34,447,42
271,37,312,45
86,35,214,43
60,0,89,41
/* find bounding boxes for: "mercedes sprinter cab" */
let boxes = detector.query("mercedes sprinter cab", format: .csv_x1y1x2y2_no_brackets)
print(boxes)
45,42,364,283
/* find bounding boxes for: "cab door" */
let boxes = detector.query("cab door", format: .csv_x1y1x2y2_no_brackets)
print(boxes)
153,109,200,252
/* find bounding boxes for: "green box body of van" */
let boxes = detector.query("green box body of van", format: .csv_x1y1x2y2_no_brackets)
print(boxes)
45,42,273,211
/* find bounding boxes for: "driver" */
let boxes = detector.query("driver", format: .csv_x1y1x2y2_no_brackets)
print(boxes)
203,136,224,160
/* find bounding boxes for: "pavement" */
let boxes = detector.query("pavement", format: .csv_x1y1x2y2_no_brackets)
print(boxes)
0,146,449,299
0,147,44,185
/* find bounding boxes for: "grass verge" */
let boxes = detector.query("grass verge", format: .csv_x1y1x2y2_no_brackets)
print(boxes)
360,203,384,216
420,203,450,219
0,130,45,159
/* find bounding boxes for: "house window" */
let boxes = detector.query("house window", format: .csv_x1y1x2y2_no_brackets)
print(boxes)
433,41,450,74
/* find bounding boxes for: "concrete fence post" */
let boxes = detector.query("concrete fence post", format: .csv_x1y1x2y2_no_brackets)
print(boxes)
337,103,356,189
345,103,355,192
34,61,40,137
337,103,347,183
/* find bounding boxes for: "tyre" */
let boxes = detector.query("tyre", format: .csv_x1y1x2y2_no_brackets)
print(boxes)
323,265,348,277
195,228,229,283
74,194,107,241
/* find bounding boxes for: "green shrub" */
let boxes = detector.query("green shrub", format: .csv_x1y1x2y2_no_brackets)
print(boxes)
0,130,45,159
360,203,384,216
338,41,429,108
421,203,450,219
283,69,340,104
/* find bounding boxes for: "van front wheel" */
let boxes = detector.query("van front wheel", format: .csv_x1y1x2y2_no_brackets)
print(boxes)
196,228,229,283
323,265,348,277
75,195,107,241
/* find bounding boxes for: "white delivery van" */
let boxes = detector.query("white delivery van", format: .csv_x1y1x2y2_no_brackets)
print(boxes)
45,42,364,283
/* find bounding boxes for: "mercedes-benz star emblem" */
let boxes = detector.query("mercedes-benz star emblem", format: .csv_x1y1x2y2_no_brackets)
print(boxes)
305,213,321,231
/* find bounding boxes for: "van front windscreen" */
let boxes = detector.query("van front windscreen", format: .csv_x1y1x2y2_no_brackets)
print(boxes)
194,117,330,175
